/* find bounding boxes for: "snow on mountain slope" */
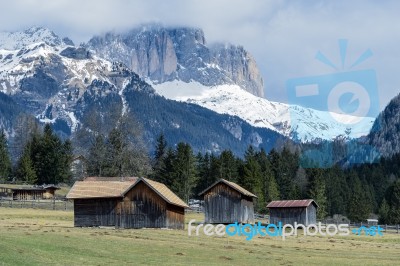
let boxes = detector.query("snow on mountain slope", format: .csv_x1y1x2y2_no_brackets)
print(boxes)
0,27,72,50
152,80,375,141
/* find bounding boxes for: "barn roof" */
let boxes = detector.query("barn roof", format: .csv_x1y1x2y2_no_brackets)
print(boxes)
66,177,189,208
198,179,258,198
84,176,138,182
139,178,189,208
66,180,135,199
266,199,318,208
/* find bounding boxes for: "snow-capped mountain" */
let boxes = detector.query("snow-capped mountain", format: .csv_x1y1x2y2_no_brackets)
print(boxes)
87,25,375,142
0,26,73,50
0,25,376,155
0,26,283,155
151,80,375,141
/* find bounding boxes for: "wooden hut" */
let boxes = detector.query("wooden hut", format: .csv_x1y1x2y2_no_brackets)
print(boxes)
267,199,318,226
66,177,189,229
0,185,60,200
42,185,60,199
199,179,257,224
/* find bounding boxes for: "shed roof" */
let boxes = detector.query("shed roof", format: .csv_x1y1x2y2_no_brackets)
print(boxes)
84,176,137,182
267,199,318,208
66,177,189,208
66,180,135,199
140,178,189,208
198,179,257,198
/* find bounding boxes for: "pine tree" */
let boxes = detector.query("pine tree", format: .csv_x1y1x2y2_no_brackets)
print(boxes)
151,133,168,182
378,198,390,224
241,146,263,212
15,144,37,184
219,150,238,182
106,128,125,177
159,147,175,187
60,139,73,183
194,152,211,196
0,129,11,181
32,124,61,184
387,180,400,224
171,143,198,203
307,168,328,220
87,135,107,176
347,172,370,222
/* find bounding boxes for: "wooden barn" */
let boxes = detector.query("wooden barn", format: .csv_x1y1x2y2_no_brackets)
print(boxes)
267,199,318,226
0,185,60,200
66,177,189,229
199,179,257,224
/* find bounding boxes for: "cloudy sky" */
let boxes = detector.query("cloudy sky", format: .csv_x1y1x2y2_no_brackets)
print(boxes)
1,0,399,110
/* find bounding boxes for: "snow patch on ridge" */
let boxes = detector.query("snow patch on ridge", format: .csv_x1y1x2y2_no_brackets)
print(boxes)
152,80,375,142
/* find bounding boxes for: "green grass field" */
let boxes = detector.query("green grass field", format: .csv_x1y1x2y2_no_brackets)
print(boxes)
0,207,399,265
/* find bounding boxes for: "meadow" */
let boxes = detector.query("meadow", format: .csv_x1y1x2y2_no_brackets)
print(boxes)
0,207,399,266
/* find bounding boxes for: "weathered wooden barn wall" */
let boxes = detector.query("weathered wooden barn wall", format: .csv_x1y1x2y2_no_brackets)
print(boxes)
13,189,44,200
203,183,254,224
74,198,117,227
117,181,167,229
166,204,185,230
68,178,188,229
240,196,255,223
269,204,317,226
306,204,317,224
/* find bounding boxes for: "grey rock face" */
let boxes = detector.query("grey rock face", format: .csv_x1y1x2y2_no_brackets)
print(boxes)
60,47,91,60
87,25,264,97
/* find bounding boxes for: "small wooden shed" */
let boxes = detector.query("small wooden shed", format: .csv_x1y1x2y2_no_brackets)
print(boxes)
199,179,257,224
2,185,60,200
66,177,189,229
267,199,318,226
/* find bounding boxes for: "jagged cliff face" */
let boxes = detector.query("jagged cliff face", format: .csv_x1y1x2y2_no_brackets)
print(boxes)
0,26,281,155
368,93,400,158
87,25,264,97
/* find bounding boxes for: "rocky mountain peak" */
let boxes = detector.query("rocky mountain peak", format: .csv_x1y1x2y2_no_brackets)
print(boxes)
368,93,400,157
0,26,73,50
87,24,264,97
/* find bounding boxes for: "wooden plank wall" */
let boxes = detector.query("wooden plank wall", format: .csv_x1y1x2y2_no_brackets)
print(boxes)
117,181,167,229
306,204,317,225
166,204,185,229
74,198,117,227
204,183,243,224
240,197,255,224
13,190,44,201
269,207,318,226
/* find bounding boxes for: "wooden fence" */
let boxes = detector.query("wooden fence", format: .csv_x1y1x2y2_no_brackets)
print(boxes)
348,222,400,234
0,199,73,211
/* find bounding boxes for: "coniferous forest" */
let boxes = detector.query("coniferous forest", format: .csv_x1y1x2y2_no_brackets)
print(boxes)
1,117,400,224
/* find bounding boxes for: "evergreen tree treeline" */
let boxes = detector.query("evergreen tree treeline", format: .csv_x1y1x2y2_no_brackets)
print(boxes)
2,121,400,223
150,136,400,223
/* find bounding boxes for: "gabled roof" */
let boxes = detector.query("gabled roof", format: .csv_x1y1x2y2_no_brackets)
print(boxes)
139,178,189,208
84,176,138,182
66,181,135,199
198,179,258,198
267,199,318,208
66,177,189,208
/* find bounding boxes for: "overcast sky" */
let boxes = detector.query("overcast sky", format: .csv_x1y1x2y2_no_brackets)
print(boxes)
1,0,399,110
